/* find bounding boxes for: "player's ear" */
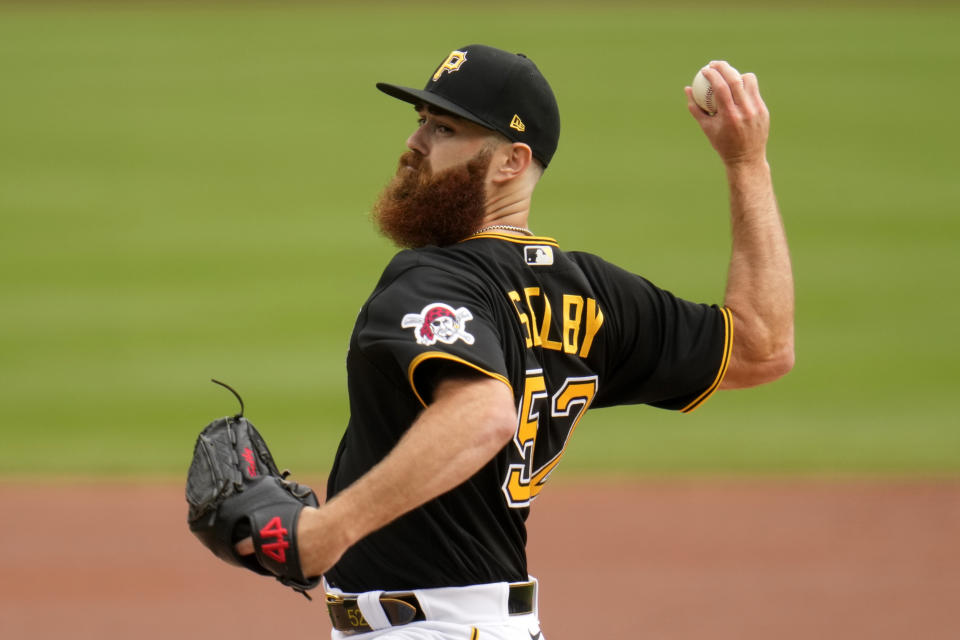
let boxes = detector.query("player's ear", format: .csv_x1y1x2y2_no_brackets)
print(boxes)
490,142,533,184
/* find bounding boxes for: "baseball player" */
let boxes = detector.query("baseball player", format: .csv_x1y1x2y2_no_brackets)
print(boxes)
239,44,793,639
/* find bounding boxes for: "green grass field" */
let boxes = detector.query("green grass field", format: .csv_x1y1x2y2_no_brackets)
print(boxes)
1,2,958,477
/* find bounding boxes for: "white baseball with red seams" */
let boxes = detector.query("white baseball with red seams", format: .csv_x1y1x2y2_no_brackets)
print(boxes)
691,64,741,116
691,67,717,115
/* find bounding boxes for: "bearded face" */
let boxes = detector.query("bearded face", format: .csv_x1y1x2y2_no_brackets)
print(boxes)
373,147,493,249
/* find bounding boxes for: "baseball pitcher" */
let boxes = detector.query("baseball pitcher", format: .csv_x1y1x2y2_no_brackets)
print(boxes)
186,44,794,639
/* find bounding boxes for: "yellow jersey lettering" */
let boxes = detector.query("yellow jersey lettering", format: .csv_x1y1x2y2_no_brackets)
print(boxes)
504,371,547,507
523,287,543,347
505,466,530,505
503,373,598,508
579,298,604,358
538,296,563,351
508,289,603,359
562,295,583,354
516,374,547,450
508,290,533,348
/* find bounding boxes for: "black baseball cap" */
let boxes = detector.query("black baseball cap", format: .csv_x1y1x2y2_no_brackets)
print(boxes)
377,44,561,168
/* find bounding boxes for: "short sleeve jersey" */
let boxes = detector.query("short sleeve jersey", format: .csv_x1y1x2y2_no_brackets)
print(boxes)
324,232,732,592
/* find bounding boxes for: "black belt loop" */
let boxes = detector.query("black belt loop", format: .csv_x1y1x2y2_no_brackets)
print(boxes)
326,581,536,634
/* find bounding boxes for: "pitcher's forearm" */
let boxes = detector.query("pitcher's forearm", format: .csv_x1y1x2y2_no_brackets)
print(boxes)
721,159,794,388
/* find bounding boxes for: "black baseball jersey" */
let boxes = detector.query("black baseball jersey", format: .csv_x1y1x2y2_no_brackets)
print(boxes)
324,232,732,592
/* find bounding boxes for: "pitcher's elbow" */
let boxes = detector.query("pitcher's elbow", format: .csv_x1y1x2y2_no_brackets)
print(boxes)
722,341,794,389
769,345,795,381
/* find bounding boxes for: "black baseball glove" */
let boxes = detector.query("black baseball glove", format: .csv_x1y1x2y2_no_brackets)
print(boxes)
186,380,320,597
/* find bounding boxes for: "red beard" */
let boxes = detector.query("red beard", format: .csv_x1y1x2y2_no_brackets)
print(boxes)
373,148,492,248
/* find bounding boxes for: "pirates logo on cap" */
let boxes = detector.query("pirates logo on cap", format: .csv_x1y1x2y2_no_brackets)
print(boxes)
432,50,468,82
402,302,475,346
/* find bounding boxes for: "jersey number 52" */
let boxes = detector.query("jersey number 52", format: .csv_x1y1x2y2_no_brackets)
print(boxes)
501,370,598,508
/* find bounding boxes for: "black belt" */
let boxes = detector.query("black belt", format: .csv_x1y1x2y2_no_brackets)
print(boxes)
326,581,536,634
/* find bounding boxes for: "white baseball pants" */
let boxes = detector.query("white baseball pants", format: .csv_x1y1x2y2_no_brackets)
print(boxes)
327,578,545,640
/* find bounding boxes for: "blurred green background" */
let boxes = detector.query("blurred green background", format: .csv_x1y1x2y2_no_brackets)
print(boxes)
1,2,957,478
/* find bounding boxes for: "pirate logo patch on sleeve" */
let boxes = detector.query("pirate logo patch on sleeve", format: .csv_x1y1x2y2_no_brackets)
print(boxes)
402,303,475,346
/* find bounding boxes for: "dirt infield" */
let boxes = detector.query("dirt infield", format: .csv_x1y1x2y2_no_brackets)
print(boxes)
1,478,957,639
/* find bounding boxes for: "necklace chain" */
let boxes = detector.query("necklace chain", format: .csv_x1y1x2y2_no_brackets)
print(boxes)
473,224,534,237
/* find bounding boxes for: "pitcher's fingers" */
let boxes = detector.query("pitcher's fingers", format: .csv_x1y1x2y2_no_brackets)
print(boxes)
685,86,711,123
741,72,767,111
708,61,748,109
235,536,254,556
700,65,735,114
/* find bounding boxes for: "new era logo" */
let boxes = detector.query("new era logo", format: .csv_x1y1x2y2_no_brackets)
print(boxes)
525,245,553,266
510,114,526,132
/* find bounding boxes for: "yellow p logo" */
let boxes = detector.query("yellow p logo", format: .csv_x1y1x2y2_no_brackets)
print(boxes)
432,50,468,82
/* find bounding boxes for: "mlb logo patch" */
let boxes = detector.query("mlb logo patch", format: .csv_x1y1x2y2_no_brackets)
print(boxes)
525,245,554,266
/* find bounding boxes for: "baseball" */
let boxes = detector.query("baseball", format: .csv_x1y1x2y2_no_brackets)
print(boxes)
691,68,717,115
691,64,742,115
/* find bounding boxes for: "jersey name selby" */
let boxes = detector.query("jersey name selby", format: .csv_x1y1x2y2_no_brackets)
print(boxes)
507,288,604,358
